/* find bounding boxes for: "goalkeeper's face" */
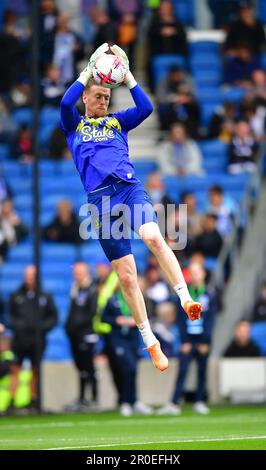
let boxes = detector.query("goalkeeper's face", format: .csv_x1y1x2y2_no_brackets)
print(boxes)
83,85,111,118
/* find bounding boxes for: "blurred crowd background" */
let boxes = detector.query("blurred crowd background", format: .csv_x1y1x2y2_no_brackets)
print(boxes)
0,0,266,416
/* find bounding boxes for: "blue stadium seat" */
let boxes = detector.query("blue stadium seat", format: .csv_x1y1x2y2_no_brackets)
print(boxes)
13,194,33,211
197,88,223,103
190,53,221,68
39,124,56,147
7,243,33,263
12,108,32,126
133,161,158,174
251,322,266,356
200,102,221,126
0,278,22,297
260,52,266,69
0,263,27,281
40,107,60,126
173,0,195,26
42,277,70,295
80,242,108,265
190,41,221,55
0,144,10,160
6,178,32,194
2,161,29,178
199,140,228,159
194,69,221,87
41,243,78,262
258,0,266,25
152,54,187,86
221,87,247,103
44,327,72,361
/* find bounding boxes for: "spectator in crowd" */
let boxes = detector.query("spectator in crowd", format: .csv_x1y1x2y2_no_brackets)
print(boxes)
248,69,266,106
0,19,22,94
227,120,259,174
148,1,188,58
90,7,117,52
159,84,201,137
180,192,203,242
252,281,266,323
147,0,188,89
102,287,152,416
208,0,239,29
14,125,33,163
145,172,174,234
223,319,260,357
137,274,157,321
0,198,28,247
208,101,238,142
40,0,59,68
156,65,195,118
0,98,17,144
145,264,170,304
41,63,66,107
157,262,217,415
240,97,266,141
48,126,71,160
156,67,196,132
0,169,11,207
10,80,31,108
53,13,84,85
107,0,143,70
157,123,204,176
152,301,179,358
224,1,266,57
224,43,261,87
192,214,223,258
43,199,80,244
8,265,58,412
65,262,99,412
206,185,237,237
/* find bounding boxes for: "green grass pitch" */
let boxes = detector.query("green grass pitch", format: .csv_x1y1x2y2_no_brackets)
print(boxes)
0,405,266,450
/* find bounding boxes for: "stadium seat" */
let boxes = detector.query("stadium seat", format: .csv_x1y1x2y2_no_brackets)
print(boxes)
152,54,187,86
41,243,78,263
0,144,10,161
189,41,221,55
173,0,195,26
251,322,266,356
133,161,158,174
194,69,221,87
44,327,72,361
12,107,32,126
7,243,33,263
221,87,247,103
199,140,228,159
40,106,60,127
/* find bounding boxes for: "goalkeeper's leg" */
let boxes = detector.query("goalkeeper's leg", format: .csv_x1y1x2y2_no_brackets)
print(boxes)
139,222,203,321
111,254,168,372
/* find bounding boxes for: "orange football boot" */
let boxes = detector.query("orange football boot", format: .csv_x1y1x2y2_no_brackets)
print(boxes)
184,301,203,321
147,341,169,372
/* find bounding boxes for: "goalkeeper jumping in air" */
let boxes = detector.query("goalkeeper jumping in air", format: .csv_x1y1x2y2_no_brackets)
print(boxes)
60,43,202,372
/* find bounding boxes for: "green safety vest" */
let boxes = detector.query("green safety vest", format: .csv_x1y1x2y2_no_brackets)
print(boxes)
93,271,119,334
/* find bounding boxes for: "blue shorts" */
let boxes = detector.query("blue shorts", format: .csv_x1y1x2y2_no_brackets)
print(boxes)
87,178,157,262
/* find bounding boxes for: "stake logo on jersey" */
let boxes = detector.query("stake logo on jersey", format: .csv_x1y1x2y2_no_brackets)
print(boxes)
76,116,122,143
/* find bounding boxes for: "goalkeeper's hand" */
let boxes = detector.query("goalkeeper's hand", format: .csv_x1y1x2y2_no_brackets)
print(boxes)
110,44,137,89
77,43,109,86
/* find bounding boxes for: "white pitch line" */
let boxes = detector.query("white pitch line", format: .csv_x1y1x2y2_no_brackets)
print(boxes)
46,435,266,450
0,413,265,431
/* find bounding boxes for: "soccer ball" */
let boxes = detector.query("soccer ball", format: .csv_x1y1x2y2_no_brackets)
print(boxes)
92,54,127,89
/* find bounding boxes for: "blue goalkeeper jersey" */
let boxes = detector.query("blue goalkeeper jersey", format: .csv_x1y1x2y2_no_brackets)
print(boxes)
60,81,153,193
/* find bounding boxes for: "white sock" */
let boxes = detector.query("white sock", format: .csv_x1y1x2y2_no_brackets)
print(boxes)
137,319,157,348
174,281,192,308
